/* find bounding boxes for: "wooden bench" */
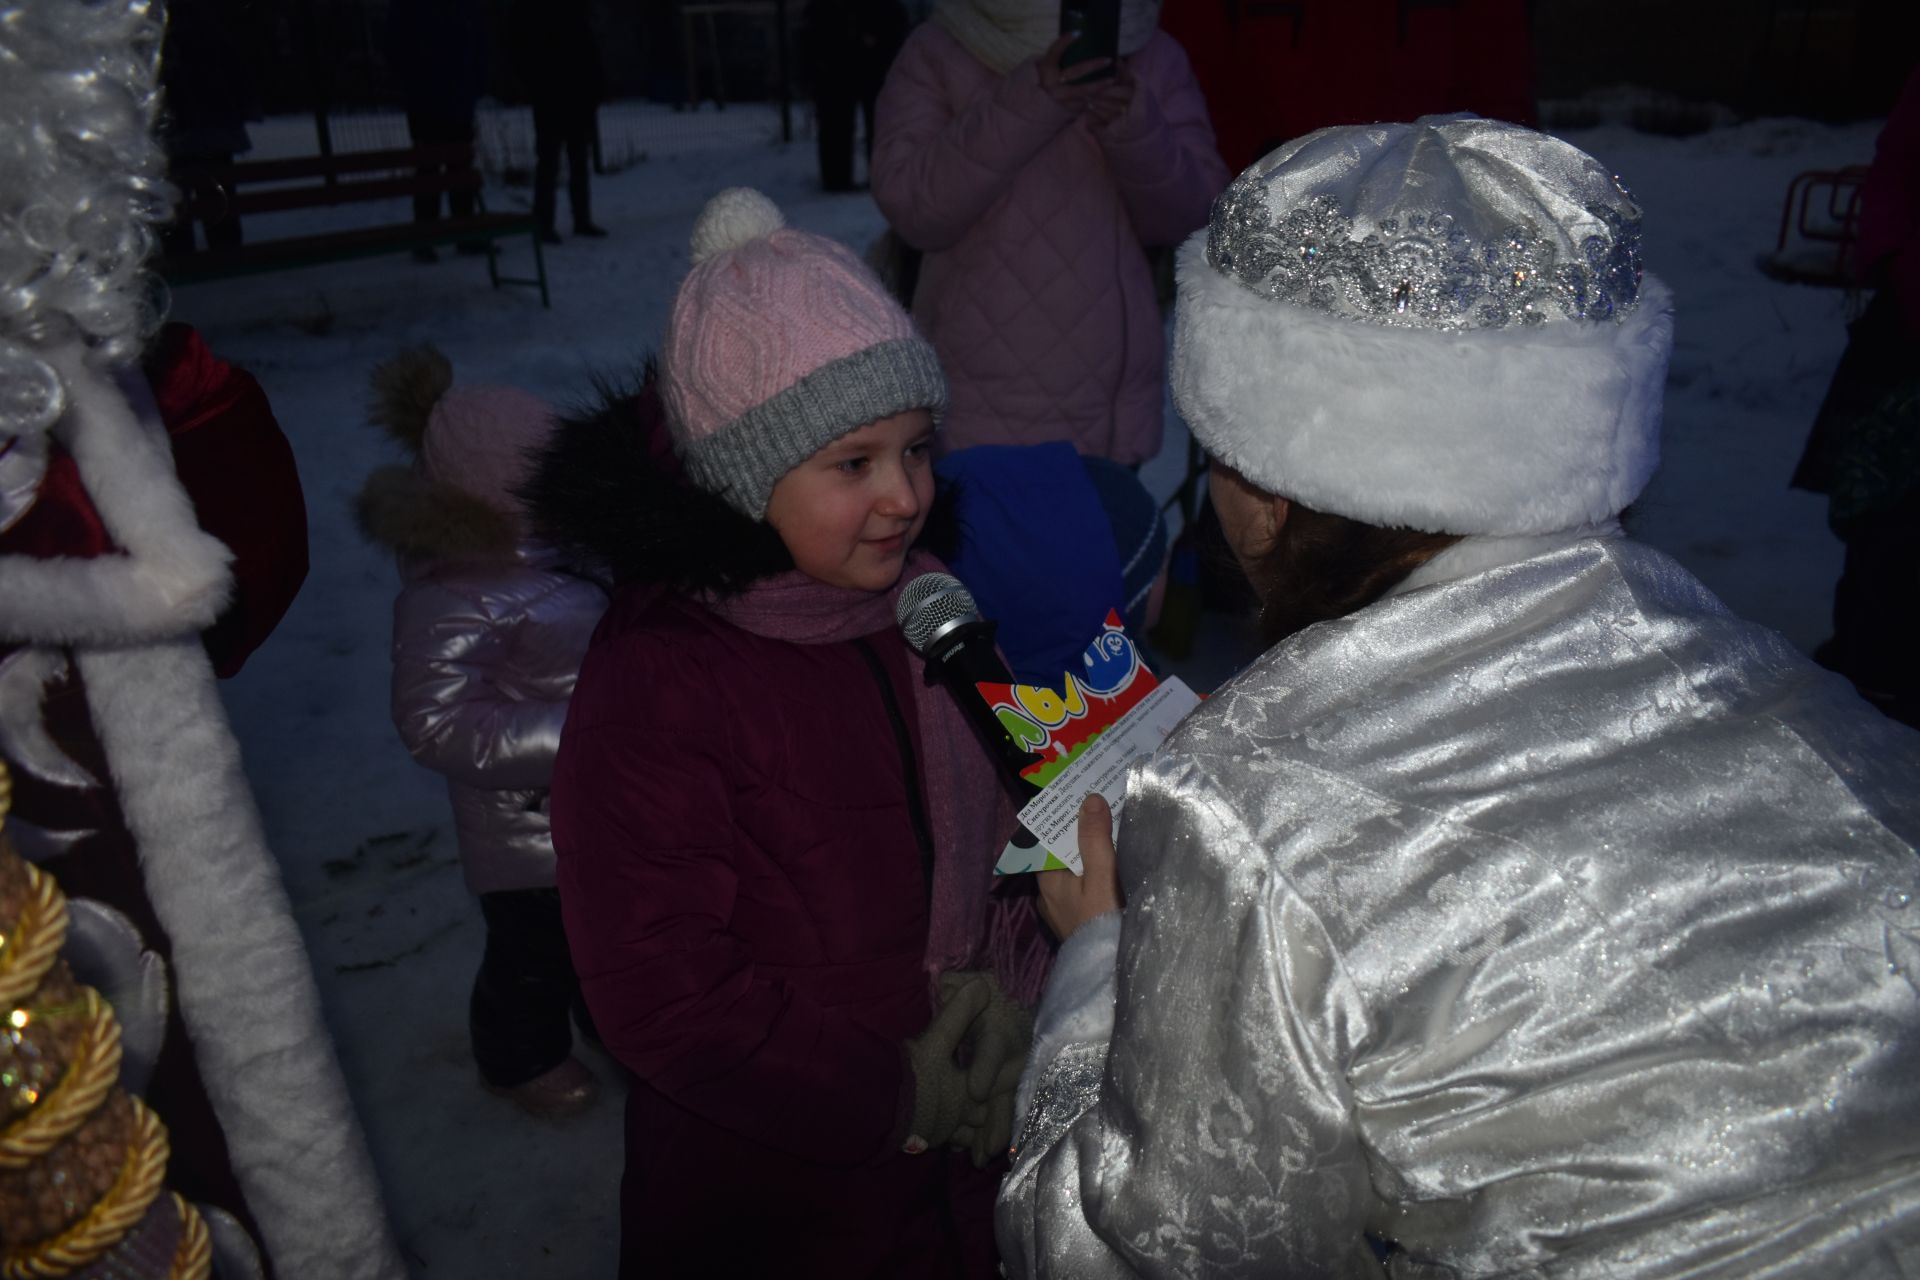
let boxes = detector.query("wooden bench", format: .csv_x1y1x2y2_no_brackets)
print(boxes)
158,143,550,308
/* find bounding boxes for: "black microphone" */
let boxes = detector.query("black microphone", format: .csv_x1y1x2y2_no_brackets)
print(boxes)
895,573,1044,801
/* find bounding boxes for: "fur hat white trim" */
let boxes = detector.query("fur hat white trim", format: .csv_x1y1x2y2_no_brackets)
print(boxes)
1171,234,1674,536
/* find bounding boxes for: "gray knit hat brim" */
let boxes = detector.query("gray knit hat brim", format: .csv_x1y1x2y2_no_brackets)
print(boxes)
679,337,948,519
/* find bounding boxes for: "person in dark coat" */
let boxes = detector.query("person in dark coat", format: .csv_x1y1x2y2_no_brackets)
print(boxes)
523,188,1050,1278
804,0,910,191
1793,62,1920,726
508,0,607,242
157,0,257,253
387,0,489,261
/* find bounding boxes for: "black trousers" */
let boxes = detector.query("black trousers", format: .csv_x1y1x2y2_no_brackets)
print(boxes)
470,887,594,1088
1798,290,1920,725
405,110,479,224
815,86,878,190
1820,498,1920,727
533,100,596,233
161,151,244,254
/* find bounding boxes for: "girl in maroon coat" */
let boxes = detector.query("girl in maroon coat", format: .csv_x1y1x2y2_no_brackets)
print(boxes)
526,188,1050,1278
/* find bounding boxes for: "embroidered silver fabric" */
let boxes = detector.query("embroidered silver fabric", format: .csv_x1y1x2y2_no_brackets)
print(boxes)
1206,115,1645,329
1011,1040,1108,1164
997,537,1920,1279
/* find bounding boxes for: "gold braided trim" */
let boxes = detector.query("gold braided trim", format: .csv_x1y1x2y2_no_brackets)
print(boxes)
0,990,124,1171
0,861,68,1011
168,1193,212,1280
3,1097,170,1279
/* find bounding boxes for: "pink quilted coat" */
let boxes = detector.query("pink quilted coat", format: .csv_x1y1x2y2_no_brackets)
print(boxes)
872,23,1228,465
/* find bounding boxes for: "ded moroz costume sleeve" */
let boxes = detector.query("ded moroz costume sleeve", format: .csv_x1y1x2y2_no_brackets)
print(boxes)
1000,752,1384,1279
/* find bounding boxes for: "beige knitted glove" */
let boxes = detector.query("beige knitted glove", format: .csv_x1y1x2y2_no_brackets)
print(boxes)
941,970,1035,1166
903,974,992,1152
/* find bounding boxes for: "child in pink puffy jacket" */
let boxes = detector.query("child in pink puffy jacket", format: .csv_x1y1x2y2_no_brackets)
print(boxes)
357,347,609,1118
872,0,1229,466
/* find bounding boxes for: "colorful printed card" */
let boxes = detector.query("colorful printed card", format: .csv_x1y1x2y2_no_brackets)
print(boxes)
991,612,1201,875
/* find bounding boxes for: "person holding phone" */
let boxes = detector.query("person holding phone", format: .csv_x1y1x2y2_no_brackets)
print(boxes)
872,0,1228,467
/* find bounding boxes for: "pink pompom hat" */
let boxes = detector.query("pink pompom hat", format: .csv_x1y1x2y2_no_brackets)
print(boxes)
661,187,947,519
421,384,560,521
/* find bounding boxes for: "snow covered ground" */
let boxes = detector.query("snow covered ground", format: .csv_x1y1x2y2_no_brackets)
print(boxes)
182,104,1882,1276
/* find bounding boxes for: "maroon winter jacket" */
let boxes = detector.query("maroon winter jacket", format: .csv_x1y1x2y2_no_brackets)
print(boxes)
1859,64,1920,338
550,587,1001,1279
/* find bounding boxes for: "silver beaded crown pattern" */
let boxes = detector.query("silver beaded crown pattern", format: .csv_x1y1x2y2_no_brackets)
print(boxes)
1205,116,1646,331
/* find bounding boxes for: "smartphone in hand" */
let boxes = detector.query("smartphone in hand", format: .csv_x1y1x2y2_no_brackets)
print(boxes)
1059,0,1120,83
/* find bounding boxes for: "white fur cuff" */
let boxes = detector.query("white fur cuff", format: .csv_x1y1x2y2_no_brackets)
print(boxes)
1015,910,1123,1125
0,346,232,644
1170,234,1675,536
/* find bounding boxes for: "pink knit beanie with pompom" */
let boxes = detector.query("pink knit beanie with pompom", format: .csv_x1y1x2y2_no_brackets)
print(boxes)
420,385,558,522
661,187,947,519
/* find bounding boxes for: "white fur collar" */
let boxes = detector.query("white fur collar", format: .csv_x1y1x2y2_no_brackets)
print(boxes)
74,641,409,1279
0,341,233,645
1391,521,1624,596
1171,234,1675,537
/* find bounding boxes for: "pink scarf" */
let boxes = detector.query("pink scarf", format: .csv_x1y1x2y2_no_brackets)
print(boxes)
704,550,1052,1006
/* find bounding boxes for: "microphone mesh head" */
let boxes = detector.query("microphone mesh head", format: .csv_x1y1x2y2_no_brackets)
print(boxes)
895,572,980,653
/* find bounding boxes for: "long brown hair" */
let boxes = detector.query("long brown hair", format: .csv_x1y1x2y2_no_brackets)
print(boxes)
1248,502,1459,646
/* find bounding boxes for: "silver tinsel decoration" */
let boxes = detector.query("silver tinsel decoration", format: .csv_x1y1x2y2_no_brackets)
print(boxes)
1204,117,1647,332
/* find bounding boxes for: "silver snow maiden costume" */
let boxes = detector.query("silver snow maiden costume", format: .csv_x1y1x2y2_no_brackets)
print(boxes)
997,116,1920,1279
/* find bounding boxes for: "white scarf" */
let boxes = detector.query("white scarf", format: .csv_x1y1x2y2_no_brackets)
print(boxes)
931,0,1162,76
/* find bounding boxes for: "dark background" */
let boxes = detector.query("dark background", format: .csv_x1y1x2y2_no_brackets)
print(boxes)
187,0,1918,124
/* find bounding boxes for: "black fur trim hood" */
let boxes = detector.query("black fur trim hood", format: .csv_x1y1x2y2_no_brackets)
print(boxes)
521,365,965,596
518,367,795,597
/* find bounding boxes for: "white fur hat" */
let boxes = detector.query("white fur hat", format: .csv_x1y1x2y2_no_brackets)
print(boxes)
1171,114,1675,536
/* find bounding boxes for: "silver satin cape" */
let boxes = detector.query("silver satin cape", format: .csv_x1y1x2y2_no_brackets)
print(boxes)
997,533,1920,1279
